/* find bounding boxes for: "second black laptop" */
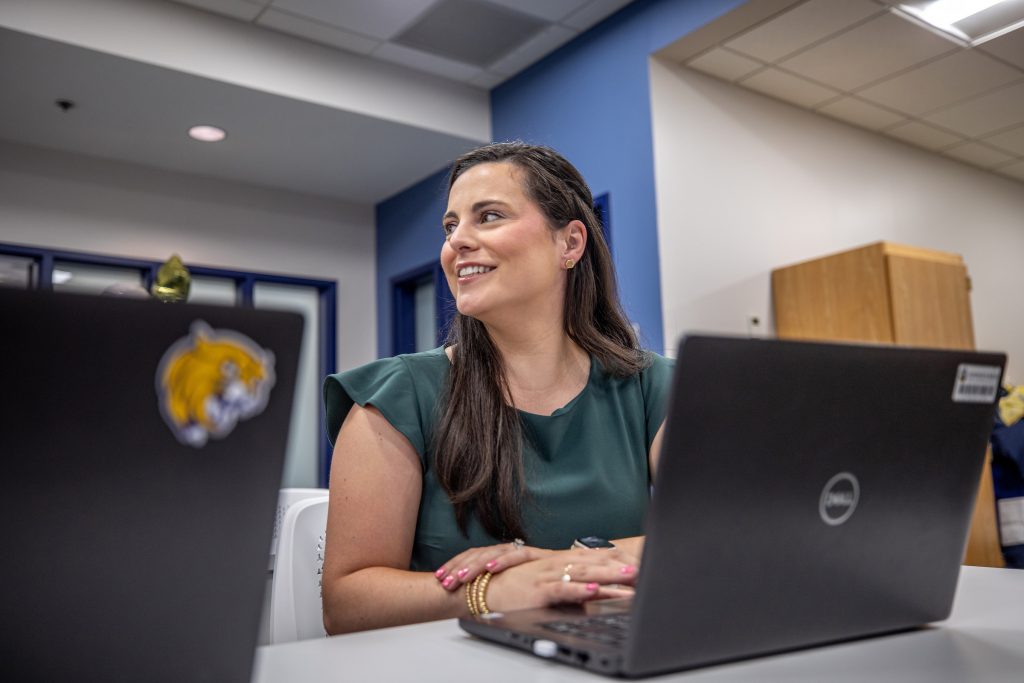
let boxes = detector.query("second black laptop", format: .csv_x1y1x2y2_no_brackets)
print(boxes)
460,335,1005,677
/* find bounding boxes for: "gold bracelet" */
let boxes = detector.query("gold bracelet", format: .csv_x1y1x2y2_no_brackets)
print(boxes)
465,572,494,616
475,571,493,615
468,574,484,616
465,580,478,616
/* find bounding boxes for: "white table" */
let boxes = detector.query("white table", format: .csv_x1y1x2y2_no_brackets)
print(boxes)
252,566,1024,682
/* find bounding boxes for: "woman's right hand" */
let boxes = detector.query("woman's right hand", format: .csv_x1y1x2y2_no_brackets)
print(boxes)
434,541,555,591
481,549,638,612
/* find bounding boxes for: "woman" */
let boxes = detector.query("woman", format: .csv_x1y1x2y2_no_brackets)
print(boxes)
321,142,674,634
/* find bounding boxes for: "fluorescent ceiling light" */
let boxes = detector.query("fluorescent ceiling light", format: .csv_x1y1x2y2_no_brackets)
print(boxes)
52,269,72,284
188,125,227,142
915,0,1005,25
895,0,1024,44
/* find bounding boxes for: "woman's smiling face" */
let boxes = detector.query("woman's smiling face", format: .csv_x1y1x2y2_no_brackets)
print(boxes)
440,161,569,326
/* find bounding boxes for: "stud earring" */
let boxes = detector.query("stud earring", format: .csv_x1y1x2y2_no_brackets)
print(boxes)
565,259,575,270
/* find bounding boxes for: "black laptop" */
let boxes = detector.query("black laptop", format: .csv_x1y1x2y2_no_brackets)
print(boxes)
460,335,1005,677
0,288,303,682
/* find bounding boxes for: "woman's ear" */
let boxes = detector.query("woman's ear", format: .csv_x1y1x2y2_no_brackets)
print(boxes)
562,219,588,264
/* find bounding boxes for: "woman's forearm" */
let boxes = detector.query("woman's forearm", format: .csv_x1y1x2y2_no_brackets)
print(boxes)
322,566,468,635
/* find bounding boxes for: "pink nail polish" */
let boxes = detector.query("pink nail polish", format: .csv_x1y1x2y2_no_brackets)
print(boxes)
434,568,446,579
442,576,454,588
620,565,636,575
457,568,469,579
586,582,598,591
485,560,497,570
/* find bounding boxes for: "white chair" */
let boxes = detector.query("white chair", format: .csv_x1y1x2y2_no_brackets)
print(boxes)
270,488,329,566
268,494,330,644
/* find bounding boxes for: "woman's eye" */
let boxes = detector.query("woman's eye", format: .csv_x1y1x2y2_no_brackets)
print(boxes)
442,222,456,238
481,211,501,223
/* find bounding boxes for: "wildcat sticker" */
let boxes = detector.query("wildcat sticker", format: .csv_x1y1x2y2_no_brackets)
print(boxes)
156,321,276,447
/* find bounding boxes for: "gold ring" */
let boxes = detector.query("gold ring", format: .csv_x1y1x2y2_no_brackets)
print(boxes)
561,563,573,583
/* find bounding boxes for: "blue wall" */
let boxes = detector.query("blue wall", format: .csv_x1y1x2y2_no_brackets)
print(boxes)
375,0,743,357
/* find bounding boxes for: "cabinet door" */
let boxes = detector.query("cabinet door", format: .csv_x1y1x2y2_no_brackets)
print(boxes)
772,244,894,343
886,254,975,350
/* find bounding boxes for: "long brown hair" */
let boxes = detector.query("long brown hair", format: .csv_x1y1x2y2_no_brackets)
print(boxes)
434,142,645,540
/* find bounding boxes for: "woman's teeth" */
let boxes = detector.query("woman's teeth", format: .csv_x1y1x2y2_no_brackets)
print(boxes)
458,265,494,277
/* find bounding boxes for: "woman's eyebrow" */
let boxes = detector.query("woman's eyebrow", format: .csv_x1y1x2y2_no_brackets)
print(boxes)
443,199,511,221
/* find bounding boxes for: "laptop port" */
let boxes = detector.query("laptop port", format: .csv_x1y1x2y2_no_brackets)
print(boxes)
576,652,590,665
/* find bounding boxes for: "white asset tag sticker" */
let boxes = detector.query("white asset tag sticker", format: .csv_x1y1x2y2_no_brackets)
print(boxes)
951,364,1001,404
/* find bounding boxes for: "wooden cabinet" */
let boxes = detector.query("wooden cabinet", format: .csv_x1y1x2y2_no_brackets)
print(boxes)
771,241,1003,568
771,242,974,349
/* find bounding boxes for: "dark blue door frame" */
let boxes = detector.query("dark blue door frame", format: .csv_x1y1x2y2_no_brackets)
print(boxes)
391,262,455,356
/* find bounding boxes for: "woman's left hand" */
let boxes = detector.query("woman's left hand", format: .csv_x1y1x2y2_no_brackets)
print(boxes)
483,549,640,612
434,541,553,591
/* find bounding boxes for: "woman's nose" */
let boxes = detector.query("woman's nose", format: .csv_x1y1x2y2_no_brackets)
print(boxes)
447,223,475,250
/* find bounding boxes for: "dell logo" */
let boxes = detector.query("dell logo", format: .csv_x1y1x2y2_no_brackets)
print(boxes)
819,472,859,526
825,491,855,507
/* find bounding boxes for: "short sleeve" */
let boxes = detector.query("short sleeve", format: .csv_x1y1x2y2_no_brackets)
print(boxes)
323,356,426,457
639,352,675,448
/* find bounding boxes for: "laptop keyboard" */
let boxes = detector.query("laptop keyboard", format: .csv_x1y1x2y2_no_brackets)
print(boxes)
540,613,632,646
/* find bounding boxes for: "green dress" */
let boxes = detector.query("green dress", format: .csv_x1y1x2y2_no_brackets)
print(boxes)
324,347,674,572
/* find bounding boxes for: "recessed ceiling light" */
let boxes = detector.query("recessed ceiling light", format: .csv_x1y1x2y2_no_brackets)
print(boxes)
894,0,1024,45
188,125,227,142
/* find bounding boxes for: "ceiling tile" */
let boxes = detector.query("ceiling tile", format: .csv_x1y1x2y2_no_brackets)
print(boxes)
562,0,633,31
486,0,589,22
170,0,265,21
488,24,576,75
687,48,763,82
857,49,1022,116
779,12,956,91
943,141,1017,168
259,9,380,54
977,26,1024,70
886,120,963,150
981,124,1024,155
372,42,483,81
393,0,546,68
817,96,907,130
924,80,1024,137
269,0,435,40
997,159,1024,181
724,0,882,63
740,67,841,108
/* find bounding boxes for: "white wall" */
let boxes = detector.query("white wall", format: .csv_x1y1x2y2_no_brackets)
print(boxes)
0,139,376,371
650,58,1024,383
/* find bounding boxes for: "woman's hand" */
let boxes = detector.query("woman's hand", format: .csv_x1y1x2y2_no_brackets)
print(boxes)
434,541,553,591
484,549,639,612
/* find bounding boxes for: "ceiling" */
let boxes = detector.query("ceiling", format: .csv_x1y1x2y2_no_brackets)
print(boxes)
169,0,637,89
0,0,637,205
2,0,1021,208
0,25,484,204
659,0,1024,184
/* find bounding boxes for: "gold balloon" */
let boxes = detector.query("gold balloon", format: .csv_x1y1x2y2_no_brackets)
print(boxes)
151,254,191,303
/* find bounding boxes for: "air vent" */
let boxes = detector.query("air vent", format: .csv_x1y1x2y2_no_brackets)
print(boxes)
392,0,546,67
